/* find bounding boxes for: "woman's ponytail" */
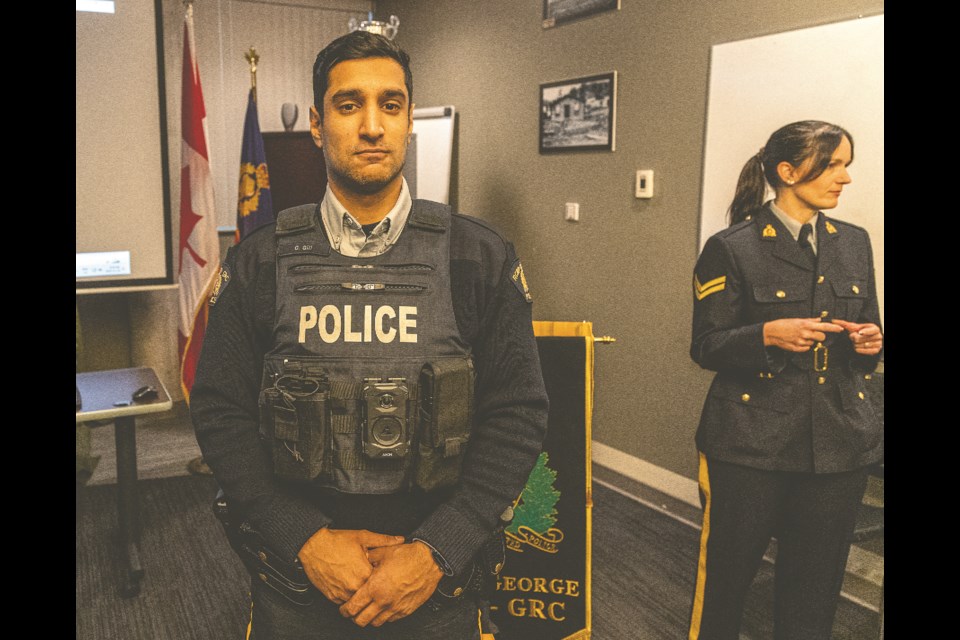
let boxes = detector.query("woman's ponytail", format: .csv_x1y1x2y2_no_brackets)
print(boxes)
727,150,766,226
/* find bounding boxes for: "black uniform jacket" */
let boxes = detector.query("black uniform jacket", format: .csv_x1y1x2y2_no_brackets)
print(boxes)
191,202,549,575
691,205,883,473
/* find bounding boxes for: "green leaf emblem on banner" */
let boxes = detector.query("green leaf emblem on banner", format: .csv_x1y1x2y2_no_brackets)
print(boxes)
506,452,564,553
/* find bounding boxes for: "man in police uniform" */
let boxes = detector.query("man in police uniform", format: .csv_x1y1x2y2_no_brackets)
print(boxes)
191,31,549,639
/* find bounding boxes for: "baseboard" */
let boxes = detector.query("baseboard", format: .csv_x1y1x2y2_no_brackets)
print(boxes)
591,440,700,507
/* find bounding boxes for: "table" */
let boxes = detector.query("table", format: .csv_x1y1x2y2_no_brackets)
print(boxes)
76,367,172,597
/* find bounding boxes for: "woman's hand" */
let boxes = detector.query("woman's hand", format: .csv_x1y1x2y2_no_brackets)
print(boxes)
763,318,844,352
832,319,883,355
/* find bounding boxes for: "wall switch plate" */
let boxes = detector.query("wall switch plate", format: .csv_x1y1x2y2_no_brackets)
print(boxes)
636,170,654,198
565,202,580,221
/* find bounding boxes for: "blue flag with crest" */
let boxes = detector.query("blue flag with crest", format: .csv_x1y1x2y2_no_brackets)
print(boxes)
235,89,274,242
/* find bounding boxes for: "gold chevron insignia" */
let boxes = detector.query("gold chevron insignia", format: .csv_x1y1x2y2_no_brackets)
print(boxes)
762,224,777,238
825,220,838,234
694,274,726,300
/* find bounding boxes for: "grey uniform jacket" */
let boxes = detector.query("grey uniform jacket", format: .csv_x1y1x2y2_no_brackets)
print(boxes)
691,205,883,473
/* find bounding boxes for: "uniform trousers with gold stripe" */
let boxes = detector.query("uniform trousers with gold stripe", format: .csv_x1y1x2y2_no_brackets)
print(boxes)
687,455,868,640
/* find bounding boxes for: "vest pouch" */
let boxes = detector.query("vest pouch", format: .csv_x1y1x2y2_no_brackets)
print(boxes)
415,357,475,492
259,370,330,483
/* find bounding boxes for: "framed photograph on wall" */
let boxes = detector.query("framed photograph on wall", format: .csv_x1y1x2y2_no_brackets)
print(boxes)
543,0,620,29
539,71,617,153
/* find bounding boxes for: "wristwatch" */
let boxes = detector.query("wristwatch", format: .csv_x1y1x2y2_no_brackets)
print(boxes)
410,537,453,576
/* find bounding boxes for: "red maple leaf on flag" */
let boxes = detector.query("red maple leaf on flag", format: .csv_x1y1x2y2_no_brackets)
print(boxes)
178,165,207,272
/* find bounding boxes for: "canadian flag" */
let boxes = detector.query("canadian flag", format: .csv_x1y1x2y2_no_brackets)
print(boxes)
177,6,219,401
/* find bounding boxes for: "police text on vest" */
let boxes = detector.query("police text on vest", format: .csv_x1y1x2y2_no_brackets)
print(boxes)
299,305,418,344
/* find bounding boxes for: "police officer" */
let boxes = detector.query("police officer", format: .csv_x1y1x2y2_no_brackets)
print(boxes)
191,31,548,639
687,121,883,640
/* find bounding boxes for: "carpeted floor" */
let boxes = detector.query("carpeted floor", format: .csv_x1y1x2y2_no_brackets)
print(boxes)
76,474,879,639
76,475,251,640
589,481,878,640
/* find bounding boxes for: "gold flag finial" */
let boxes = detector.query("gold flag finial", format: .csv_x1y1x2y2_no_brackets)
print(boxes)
184,0,194,18
244,47,260,101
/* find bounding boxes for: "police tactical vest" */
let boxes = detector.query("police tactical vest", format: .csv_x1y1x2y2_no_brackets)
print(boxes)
259,200,474,495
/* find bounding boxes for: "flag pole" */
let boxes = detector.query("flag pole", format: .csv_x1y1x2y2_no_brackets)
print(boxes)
236,45,274,244
244,47,259,103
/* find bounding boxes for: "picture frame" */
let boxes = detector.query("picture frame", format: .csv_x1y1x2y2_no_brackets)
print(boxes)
542,0,620,29
539,71,617,153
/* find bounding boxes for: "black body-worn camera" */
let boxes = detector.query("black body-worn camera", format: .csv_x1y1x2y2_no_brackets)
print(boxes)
361,377,410,458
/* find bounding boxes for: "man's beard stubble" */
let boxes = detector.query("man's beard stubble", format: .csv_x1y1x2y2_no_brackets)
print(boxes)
325,155,407,196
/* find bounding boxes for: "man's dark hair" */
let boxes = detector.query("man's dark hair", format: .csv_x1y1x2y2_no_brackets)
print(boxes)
312,31,413,114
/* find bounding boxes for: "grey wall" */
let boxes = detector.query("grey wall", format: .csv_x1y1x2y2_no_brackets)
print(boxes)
376,0,883,480
76,0,372,396
77,0,883,482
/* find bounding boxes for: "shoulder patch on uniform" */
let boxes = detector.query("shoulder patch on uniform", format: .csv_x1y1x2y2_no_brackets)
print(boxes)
208,265,231,306
510,259,533,303
694,274,725,301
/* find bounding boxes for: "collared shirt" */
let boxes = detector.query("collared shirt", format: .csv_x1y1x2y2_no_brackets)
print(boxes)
768,200,819,255
320,178,412,257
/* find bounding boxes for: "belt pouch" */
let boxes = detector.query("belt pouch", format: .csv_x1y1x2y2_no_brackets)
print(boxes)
212,491,313,606
415,357,474,492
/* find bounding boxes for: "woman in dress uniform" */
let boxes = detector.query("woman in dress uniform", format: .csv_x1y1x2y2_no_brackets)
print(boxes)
687,121,883,640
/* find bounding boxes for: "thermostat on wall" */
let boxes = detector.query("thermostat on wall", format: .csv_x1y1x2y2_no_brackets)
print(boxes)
636,170,654,199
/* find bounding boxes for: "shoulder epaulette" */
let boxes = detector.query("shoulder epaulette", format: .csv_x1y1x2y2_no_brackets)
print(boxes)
822,216,866,234
711,216,753,240
452,212,505,238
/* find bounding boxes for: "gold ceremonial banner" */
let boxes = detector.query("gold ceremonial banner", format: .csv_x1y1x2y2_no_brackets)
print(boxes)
490,321,594,640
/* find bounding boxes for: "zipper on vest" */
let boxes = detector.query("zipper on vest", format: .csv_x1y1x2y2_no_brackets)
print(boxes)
293,282,428,294
288,263,435,274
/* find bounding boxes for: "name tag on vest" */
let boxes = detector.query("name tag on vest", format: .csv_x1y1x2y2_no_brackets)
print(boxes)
299,304,418,344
